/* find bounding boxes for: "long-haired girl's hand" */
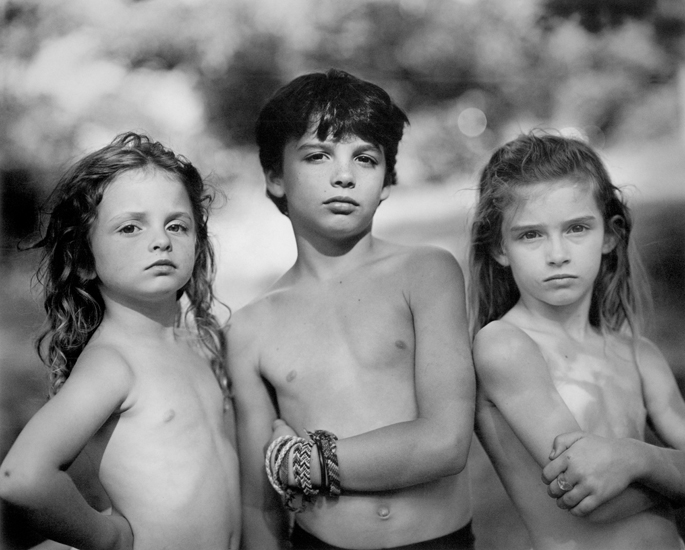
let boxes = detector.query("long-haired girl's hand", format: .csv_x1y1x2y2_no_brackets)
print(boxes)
541,433,638,517
109,508,134,550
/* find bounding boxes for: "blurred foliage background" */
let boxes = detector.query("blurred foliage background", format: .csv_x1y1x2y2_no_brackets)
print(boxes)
1,0,685,548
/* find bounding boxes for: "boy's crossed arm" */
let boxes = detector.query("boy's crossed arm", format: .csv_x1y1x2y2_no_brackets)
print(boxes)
474,321,664,523
229,318,289,550
328,249,474,491
543,337,685,513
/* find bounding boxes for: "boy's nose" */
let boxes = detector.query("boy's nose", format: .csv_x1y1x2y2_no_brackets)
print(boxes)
331,162,355,188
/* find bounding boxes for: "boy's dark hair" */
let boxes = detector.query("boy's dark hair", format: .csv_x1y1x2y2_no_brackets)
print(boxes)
33,132,229,398
470,131,649,336
255,68,409,215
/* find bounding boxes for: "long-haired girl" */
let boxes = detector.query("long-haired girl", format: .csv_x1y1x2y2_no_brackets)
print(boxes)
470,132,685,550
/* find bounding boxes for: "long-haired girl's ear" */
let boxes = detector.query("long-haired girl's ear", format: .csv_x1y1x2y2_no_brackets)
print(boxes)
264,169,286,198
602,215,622,254
491,246,510,267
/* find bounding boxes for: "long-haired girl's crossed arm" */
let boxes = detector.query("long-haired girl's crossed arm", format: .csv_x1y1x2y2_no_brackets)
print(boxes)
543,336,685,513
475,320,667,524
0,345,135,550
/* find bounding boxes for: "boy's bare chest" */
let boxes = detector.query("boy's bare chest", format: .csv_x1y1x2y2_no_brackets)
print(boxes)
540,338,646,437
258,281,416,385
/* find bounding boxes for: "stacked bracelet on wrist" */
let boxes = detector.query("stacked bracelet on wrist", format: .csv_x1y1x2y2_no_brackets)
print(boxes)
307,429,341,497
264,429,341,513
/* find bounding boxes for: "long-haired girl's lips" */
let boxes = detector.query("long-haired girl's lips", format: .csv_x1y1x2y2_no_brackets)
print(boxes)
544,275,576,281
148,261,175,269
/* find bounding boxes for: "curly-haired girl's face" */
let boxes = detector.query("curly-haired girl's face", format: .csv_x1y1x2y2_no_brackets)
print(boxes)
88,169,197,306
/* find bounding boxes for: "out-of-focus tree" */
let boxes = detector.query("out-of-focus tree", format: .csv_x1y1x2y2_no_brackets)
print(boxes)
540,0,685,142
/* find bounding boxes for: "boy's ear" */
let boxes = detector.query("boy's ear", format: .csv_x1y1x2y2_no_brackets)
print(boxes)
265,169,286,198
380,184,391,202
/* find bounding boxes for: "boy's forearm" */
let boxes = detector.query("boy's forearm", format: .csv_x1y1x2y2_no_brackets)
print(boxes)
334,416,470,491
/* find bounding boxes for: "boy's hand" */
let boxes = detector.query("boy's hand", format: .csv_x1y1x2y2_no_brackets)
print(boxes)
269,418,297,444
542,432,636,516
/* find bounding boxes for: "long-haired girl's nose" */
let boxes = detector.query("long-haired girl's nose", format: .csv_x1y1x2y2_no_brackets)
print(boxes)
546,237,569,265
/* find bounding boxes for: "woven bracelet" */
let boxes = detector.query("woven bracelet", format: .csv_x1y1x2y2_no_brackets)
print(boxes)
308,430,341,497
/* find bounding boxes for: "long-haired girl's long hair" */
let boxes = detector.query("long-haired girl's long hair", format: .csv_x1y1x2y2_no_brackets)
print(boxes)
33,132,229,398
469,132,649,337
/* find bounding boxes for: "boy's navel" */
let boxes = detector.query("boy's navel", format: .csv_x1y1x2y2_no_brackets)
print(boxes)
163,409,176,423
377,504,391,519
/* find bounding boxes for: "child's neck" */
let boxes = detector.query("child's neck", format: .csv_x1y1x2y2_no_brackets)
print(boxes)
99,292,179,340
293,228,378,280
514,295,594,341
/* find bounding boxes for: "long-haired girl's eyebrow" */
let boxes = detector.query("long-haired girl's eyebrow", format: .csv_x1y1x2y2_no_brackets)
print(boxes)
509,215,598,233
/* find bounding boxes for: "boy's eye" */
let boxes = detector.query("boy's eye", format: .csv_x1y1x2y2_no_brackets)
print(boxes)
305,153,327,162
520,230,539,240
356,155,378,166
569,224,586,234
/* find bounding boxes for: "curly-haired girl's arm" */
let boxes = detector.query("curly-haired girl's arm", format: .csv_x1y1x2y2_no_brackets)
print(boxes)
0,347,134,550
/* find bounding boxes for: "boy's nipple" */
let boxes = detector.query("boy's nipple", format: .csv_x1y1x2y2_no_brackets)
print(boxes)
163,409,176,423
377,504,391,520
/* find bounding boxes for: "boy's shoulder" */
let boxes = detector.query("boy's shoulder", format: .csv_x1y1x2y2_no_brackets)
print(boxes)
376,241,463,279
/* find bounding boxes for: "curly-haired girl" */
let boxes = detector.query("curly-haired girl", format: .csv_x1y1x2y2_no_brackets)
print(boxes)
0,133,240,550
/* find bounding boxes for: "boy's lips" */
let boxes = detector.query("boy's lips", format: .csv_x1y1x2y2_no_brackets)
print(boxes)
324,196,359,206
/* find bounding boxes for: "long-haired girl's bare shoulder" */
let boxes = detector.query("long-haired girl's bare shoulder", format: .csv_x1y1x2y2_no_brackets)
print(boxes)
473,319,544,379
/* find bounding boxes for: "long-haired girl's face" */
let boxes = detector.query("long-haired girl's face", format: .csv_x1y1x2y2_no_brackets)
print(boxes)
88,168,197,306
493,178,616,313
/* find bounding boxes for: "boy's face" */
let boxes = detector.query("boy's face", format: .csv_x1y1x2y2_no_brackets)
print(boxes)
89,169,197,306
494,179,615,312
266,128,390,241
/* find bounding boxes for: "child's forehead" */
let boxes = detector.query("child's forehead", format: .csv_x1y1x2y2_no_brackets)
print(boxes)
100,169,190,209
505,178,600,220
290,126,380,149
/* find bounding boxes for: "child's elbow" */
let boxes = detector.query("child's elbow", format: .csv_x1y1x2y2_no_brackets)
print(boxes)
436,433,471,476
0,463,44,507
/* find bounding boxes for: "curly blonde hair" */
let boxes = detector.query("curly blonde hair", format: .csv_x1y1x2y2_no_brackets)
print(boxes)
33,132,229,398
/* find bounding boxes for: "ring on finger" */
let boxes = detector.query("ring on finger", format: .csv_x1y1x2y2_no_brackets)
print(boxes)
557,474,574,492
